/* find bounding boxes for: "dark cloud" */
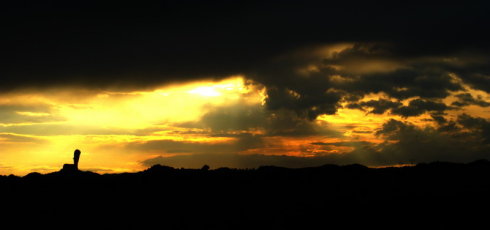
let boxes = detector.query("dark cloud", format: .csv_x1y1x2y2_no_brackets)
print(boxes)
177,103,341,137
3,1,490,170
459,73,490,93
391,99,449,117
265,87,342,120
458,114,490,144
312,43,465,99
431,114,448,125
444,57,490,93
138,114,490,168
2,1,489,92
191,104,266,132
346,97,451,117
451,93,490,107
1,1,489,124
126,133,264,155
345,68,463,100
249,41,473,120
264,110,341,137
311,141,371,147
372,118,490,163
346,99,402,114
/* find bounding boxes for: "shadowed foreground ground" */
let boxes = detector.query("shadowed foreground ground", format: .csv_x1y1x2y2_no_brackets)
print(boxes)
2,161,490,229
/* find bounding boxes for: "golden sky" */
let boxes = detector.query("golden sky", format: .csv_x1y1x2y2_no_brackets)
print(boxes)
0,74,488,175
0,77,260,174
2,44,490,176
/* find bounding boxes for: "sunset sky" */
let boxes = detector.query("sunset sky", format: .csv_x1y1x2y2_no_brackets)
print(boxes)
2,1,490,175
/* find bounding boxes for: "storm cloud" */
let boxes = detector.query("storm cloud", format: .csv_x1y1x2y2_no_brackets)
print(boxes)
2,1,490,174
2,1,490,120
2,1,490,90
177,102,342,137
452,93,490,107
139,113,490,169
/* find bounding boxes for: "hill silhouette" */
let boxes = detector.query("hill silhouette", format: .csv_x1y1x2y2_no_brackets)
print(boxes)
2,160,490,229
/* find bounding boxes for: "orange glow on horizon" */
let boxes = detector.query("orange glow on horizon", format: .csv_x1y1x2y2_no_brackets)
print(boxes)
0,74,489,175
0,76,265,175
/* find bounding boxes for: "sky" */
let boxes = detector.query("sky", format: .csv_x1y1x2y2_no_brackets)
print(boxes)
2,1,490,175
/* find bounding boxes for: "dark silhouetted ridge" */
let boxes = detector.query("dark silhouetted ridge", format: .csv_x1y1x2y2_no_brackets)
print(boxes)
2,160,490,229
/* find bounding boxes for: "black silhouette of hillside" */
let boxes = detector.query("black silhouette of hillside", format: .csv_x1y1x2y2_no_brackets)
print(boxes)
2,160,490,229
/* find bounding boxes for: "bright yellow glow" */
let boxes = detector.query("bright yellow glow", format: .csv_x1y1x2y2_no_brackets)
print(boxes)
0,76,265,175
189,86,222,97
52,76,254,129
0,73,489,175
187,80,245,97
16,111,51,117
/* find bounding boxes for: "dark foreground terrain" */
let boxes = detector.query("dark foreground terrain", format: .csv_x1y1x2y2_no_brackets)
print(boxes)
2,161,490,229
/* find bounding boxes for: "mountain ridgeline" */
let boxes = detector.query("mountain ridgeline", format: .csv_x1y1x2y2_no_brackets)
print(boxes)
2,160,490,229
